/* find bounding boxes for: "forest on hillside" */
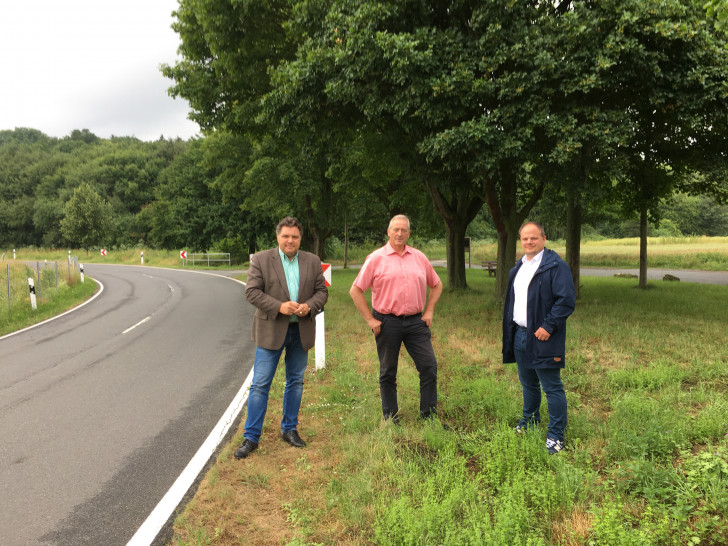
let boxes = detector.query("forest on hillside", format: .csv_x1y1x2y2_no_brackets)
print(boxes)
1,126,727,264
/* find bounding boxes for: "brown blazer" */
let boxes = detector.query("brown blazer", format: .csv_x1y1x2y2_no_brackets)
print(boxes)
245,248,328,351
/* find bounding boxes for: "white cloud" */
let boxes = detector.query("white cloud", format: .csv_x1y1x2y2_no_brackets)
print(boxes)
0,0,200,141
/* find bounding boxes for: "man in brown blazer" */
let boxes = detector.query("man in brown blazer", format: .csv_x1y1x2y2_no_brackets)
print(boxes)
234,217,328,459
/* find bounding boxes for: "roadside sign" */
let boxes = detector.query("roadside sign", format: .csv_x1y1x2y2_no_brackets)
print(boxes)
100,249,107,256
315,263,331,370
180,250,187,259
321,263,331,287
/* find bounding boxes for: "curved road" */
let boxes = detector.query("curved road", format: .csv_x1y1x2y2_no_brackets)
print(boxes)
0,264,255,545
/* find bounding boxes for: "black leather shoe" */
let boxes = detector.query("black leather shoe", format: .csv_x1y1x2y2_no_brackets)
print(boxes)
234,439,258,459
281,430,306,448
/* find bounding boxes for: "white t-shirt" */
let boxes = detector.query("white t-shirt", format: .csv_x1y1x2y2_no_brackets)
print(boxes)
512,249,544,328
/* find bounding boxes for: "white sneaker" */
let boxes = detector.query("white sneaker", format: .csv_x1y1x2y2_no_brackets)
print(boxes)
545,437,564,454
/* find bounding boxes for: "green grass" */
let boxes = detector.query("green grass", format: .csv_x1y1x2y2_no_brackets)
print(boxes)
0,260,98,336
327,236,728,270
5,236,728,270
171,267,728,545
3,247,232,269
3,241,727,544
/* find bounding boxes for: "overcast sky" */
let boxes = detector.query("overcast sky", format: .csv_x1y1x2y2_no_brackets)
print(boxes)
0,0,200,141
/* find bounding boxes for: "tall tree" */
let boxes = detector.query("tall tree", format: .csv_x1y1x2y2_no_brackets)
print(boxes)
266,0,583,292
596,0,728,287
163,0,349,256
60,182,114,253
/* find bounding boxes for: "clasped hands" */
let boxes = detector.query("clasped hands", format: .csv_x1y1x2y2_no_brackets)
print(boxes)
280,301,310,317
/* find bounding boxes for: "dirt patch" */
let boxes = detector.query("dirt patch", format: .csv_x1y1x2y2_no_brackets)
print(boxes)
170,370,357,545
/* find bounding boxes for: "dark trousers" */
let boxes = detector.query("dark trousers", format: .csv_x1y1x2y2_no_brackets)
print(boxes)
373,310,438,419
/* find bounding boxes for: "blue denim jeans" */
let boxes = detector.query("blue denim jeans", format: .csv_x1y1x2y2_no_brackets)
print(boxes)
244,323,308,443
514,327,567,442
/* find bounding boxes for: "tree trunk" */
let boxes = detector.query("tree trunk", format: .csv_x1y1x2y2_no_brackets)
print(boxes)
495,227,518,299
639,202,648,289
343,213,349,268
483,171,544,301
444,221,468,289
565,195,582,299
304,194,332,260
424,179,483,291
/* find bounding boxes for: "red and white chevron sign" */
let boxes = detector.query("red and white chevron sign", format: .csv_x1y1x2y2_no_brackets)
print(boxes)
321,263,331,287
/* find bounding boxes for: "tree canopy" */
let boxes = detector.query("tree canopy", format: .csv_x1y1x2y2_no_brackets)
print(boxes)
2,0,727,282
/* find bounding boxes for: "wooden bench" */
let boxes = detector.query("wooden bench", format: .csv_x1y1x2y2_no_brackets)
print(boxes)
482,260,497,276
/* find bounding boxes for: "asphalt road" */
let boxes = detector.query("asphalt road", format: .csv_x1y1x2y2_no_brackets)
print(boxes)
0,264,255,545
452,262,728,285
580,266,728,284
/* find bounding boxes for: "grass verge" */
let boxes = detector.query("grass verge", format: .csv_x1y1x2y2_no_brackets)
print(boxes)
170,269,728,545
0,261,98,337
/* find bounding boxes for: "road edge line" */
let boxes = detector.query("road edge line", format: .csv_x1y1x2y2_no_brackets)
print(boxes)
127,277,251,546
127,364,254,545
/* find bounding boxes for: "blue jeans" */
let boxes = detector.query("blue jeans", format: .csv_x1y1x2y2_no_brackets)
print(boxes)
244,323,308,443
514,327,567,442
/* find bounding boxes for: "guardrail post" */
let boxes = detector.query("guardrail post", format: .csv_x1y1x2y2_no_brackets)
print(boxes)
28,278,37,310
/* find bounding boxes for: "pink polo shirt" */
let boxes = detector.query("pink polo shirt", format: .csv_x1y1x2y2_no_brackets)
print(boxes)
353,242,441,316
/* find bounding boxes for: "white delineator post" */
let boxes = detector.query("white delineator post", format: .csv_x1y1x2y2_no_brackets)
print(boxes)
141,251,144,264
28,278,37,310
80,264,85,283
315,263,332,370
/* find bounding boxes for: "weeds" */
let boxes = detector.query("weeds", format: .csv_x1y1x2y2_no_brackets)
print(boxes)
166,266,728,545
0,259,96,336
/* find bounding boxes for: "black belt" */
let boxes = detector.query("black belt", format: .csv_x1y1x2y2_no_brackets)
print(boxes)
514,323,527,330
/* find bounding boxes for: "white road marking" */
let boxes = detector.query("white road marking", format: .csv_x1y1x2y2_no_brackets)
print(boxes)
122,316,151,334
4,263,251,544
127,369,253,546
127,283,251,546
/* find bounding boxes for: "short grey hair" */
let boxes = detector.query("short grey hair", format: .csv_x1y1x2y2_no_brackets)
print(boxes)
388,214,411,230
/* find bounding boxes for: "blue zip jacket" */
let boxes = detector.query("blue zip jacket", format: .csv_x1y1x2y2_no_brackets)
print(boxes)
502,248,576,369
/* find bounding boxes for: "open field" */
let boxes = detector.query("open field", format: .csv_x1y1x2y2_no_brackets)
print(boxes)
328,236,728,271
5,236,728,271
470,236,728,271
171,269,728,545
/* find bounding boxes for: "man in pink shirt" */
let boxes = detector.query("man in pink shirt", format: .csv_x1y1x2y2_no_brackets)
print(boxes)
350,214,443,421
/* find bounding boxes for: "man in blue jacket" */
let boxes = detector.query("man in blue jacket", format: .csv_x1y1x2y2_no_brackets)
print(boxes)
502,221,576,454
